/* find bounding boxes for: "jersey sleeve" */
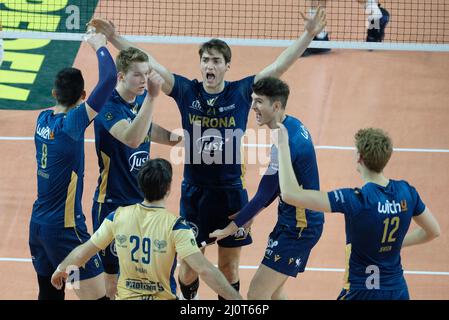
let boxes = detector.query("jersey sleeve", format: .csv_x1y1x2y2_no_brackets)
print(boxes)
327,188,362,217
90,212,115,250
62,103,91,141
409,185,426,216
96,102,130,132
171,218,201,260
234,170,280,227
168,74,194,109
234,75,256,105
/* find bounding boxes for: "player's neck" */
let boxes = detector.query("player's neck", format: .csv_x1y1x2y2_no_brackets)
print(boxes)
361,169,389,187
267,113,286,129
53,104,73,114
202,81,225,94
141,199,166,208
116,85,137,104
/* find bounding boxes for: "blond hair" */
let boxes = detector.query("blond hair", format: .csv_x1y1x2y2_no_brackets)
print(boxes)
116,47,149,74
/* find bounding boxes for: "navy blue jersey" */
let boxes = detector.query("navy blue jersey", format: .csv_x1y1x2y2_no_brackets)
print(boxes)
328,180,426,290
31,104,90,228
274,116,324,228
169,74,255,187
93,89,151,205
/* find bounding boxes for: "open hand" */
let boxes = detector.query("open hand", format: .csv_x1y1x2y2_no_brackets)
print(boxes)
300,6,327,37
88,18,117,40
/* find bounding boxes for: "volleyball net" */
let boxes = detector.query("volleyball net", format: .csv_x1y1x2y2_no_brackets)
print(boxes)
1,0,449,51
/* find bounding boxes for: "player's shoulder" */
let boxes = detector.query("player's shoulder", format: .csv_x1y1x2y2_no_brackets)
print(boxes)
113,204,138,219
171,217,193,231
389,179,419,197
229,75,256,86
173,73,195,85
36,109,53,122
285,115,312,144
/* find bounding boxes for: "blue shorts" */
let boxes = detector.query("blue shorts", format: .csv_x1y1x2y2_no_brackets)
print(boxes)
92,201,122,274
337,285,410,300
261,224,323,277
29,220,103,279
180,181,252,248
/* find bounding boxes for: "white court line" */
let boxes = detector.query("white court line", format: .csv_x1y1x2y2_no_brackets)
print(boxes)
1,136,449,153
1,258,448,276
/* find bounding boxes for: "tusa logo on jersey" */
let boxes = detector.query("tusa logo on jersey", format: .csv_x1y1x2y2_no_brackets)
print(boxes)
36,123,51,139
196,135,226,155
378,200,405,214
129,151,149,172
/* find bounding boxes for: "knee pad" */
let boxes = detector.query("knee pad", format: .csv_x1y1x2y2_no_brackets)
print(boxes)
37,275,65,300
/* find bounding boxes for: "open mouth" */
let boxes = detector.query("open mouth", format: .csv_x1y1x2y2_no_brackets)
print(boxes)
206,73,215,82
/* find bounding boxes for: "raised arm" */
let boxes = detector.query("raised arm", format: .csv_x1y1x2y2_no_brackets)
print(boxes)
276,123,331,212
402,207,441,248
255,7,327,82
89,19,175,95
84,33,118,122
109,70,164,148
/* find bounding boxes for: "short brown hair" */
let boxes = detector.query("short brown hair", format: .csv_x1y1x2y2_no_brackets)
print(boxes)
116,47,149,74
199,39,232,64
138,158,172,202
252,77,290,109
355,128,393,173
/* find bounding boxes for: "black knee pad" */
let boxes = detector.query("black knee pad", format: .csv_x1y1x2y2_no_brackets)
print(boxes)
37,275,65,300
103,263,119,275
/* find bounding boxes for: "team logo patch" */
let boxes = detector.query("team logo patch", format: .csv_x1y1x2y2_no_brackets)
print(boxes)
128,151,149,172
105,112,114,121
154,240,167,253
234,227,251,240
196,135,226,155
186,221,199,239
116,234,127,247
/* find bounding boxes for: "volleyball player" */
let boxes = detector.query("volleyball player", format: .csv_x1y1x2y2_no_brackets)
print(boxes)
90,7,326,299
276,124,440,299
29,32,117,300
210,77,324,300
51,159,243,300
91,46,182,299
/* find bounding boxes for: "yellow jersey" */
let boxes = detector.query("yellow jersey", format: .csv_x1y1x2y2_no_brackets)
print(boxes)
91,203,200,300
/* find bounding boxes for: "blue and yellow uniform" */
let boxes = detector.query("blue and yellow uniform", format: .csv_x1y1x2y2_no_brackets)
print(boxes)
169,74,255,247
90,204,200,300
328,180,426,300
235,115,324,277
29,104,103,280
92,89,151,273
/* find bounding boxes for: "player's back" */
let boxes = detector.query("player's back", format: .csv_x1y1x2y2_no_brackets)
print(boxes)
32,105,90,228
277,115,324,228
343,179,425,290
111,204,198,300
